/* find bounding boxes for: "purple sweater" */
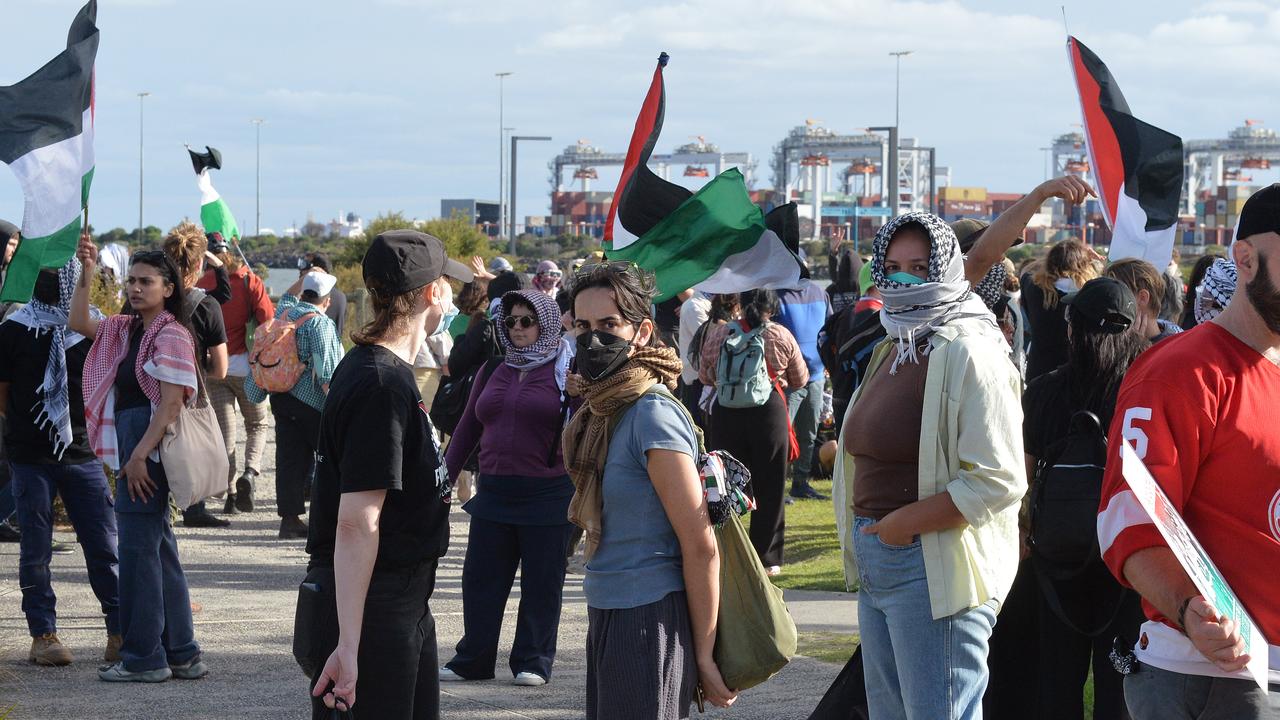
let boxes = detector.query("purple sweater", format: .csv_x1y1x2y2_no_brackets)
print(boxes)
444,361,567,483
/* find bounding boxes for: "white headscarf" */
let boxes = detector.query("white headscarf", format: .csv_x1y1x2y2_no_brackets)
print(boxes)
871,212,996,373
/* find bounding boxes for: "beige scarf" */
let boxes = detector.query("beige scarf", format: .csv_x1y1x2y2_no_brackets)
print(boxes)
564,346,683,558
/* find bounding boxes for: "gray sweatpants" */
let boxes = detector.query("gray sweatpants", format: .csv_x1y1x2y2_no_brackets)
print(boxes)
586,591,697,720
1125,664,1280,719
207,375,269,490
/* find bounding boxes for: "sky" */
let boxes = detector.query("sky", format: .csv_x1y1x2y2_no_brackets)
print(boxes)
4,0,1280,238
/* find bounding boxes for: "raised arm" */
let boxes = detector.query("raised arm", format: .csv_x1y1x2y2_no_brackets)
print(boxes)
204,254,232,305
965,177,1096,285
71,231,102,339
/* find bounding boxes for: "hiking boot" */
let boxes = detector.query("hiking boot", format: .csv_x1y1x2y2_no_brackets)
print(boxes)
0,519,20,542
279,516,308,540
98,662,171,683
30,633,73,666
222,494,239,515
183,507,231,528
169,657,209,680
104,634,123,663
234,470,257,513
789,484,829,501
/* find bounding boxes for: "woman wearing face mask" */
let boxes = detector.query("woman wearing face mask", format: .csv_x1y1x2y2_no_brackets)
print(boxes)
564,262,736,719
439,289,575,688
833,212,1026,720
71,237,207,683
307,230,473,719
532,260,563,299
1022,239,1100,380
697,289,808,576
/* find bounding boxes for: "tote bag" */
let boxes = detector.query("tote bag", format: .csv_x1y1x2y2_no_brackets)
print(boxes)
712,512,798,690
159,379,229,509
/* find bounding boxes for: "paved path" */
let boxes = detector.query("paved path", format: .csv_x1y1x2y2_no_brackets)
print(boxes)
0,432,852,719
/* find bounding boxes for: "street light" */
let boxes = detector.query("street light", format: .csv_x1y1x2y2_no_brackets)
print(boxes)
136,92,149,245
889,50,912,131
495,72,513,243
251,118,265,237
509,135,551,255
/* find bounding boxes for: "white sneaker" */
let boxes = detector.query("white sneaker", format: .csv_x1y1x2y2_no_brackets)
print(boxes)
513,671,546,687
766,565,782,577
438,667,466,682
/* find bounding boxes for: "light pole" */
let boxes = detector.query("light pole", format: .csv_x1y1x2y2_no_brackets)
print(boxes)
509,135,551,255
1039,146,1052,181
889,51,911,216
495,71,513,244
889,50,912,131
136,92,149,244
251,118,265,237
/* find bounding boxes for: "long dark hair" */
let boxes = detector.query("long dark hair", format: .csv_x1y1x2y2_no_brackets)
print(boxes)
1181,254,1221,328
352,279,425,346
1064,312,1149,426
708,293,740,323
128,251,192,324
739,289,780,329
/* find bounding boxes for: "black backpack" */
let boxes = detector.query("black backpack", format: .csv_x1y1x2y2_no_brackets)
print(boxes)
1029,410,1126,635
817,305,885,428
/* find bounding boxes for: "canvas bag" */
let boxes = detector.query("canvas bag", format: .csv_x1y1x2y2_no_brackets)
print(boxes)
250,312,319,393
159,376,229,509
715,323,773,409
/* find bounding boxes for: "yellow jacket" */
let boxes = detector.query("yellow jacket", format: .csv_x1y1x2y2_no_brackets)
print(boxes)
833,316,1026,620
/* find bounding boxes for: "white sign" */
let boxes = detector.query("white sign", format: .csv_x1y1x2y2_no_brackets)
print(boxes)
1119,440,1269,690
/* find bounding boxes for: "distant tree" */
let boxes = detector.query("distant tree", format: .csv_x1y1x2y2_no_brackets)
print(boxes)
301,221,327,239
338,211,491,269
339,211,414,266
95,227,131,246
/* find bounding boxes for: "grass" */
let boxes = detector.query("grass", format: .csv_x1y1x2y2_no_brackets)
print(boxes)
745,478,848,592
796,631,859,665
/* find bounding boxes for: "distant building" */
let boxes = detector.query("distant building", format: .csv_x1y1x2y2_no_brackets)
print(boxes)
327,211,364,239
442,199,500,236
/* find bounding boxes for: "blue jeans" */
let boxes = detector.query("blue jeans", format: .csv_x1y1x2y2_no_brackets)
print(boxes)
786,378,824,483
115,406,200,671
852,516,997,720
11,461,120,637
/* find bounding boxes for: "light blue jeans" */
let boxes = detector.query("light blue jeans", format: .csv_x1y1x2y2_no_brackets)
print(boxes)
853,516,997,720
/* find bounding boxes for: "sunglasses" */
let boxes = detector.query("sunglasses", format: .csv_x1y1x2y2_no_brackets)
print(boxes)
574,260,638,278
504,315,538,330
540,271,563,279
130,250,166,263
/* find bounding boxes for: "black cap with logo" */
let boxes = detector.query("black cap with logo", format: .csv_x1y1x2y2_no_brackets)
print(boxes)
1062,277,1137,334
362,229,473,294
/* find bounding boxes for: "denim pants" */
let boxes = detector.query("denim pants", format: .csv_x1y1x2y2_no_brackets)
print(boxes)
115,406,200,672
1124,664,1280,719
11,461,120,637
786,378,824,483
853,516,997,720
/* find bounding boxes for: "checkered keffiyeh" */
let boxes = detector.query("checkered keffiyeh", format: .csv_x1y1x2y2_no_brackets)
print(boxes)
1195,258,1237,325
973,261,1009,311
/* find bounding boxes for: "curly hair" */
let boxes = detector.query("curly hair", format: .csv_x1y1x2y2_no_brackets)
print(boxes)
162,221,208,288
1033,239,1099,309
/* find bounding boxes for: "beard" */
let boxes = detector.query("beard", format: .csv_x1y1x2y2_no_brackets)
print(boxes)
1245,252,1280,335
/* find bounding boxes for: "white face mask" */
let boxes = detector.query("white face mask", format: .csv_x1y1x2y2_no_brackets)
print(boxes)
429,282,456,337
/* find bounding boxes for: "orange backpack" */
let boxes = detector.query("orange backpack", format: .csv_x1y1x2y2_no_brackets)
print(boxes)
249,312,319,393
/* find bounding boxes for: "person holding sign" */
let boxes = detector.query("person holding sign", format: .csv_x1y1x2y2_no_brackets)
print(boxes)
1097,183,1280,717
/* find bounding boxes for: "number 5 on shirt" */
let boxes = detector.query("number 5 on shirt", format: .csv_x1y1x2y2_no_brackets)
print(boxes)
1122,407,1153,460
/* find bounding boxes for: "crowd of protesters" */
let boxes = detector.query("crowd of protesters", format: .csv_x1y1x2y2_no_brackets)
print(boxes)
0,175,1276,720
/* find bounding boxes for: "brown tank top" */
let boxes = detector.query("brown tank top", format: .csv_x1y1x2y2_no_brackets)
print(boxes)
845,350,928,519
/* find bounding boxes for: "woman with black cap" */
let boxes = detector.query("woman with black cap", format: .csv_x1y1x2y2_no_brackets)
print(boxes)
307,229,473,719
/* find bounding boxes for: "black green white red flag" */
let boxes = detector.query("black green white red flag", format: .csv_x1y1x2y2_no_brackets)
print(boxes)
603,53,804,301
188,145,241,241
1067,36,1183,268
0,1,98,303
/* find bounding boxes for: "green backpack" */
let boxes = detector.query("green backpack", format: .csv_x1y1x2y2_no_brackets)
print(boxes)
715,323,774,409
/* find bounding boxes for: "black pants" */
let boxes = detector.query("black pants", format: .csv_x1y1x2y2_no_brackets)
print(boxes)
270,392,321,519
984,559,1040,720
446,517,574,681
310,561,440,720
1034,584,1143,720
678,378,706,433
709,389,789,567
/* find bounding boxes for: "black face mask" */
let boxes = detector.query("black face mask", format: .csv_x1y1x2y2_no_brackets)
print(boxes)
576,329,634,381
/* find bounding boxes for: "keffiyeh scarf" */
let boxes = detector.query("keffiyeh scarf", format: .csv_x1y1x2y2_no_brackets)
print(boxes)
871,212,996,373
6,259,102,458
1195,258,1237,325
497,289,573,392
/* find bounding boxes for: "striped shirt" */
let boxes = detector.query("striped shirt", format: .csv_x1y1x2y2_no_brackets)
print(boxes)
245,294,344,412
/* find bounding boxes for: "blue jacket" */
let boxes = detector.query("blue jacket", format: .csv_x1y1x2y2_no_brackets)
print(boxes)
776,280,831,378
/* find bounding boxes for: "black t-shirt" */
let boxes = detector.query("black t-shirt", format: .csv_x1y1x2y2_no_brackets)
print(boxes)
188,292,227,370
1022,366,1073,461
308,344,451,572
1020,273,1070,381
114,327,150,412
0,321,96,465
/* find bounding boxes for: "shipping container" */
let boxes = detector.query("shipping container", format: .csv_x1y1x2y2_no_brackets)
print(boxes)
937,186,987,202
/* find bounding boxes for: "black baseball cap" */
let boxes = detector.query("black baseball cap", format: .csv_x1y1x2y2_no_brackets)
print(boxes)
0,219,18,242
1062,277,1136,334
362,229,472,294
1235,183,1280,244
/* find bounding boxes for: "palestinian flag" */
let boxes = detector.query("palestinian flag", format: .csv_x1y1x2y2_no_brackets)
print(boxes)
604,53,804,302
188,145,240,241
0,0,98,303
1068,37,1183,268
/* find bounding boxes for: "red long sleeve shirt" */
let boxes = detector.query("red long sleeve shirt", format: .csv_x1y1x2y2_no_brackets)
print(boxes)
197,265,275,356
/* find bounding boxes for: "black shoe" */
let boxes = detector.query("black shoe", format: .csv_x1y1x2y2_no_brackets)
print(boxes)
0,520,20,542
222,494,239,515
278,516,308,540
183,508,231,528
234,471,257,513
789,484,829,501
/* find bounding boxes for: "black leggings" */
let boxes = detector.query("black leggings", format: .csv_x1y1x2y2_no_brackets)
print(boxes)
708,389,790,567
